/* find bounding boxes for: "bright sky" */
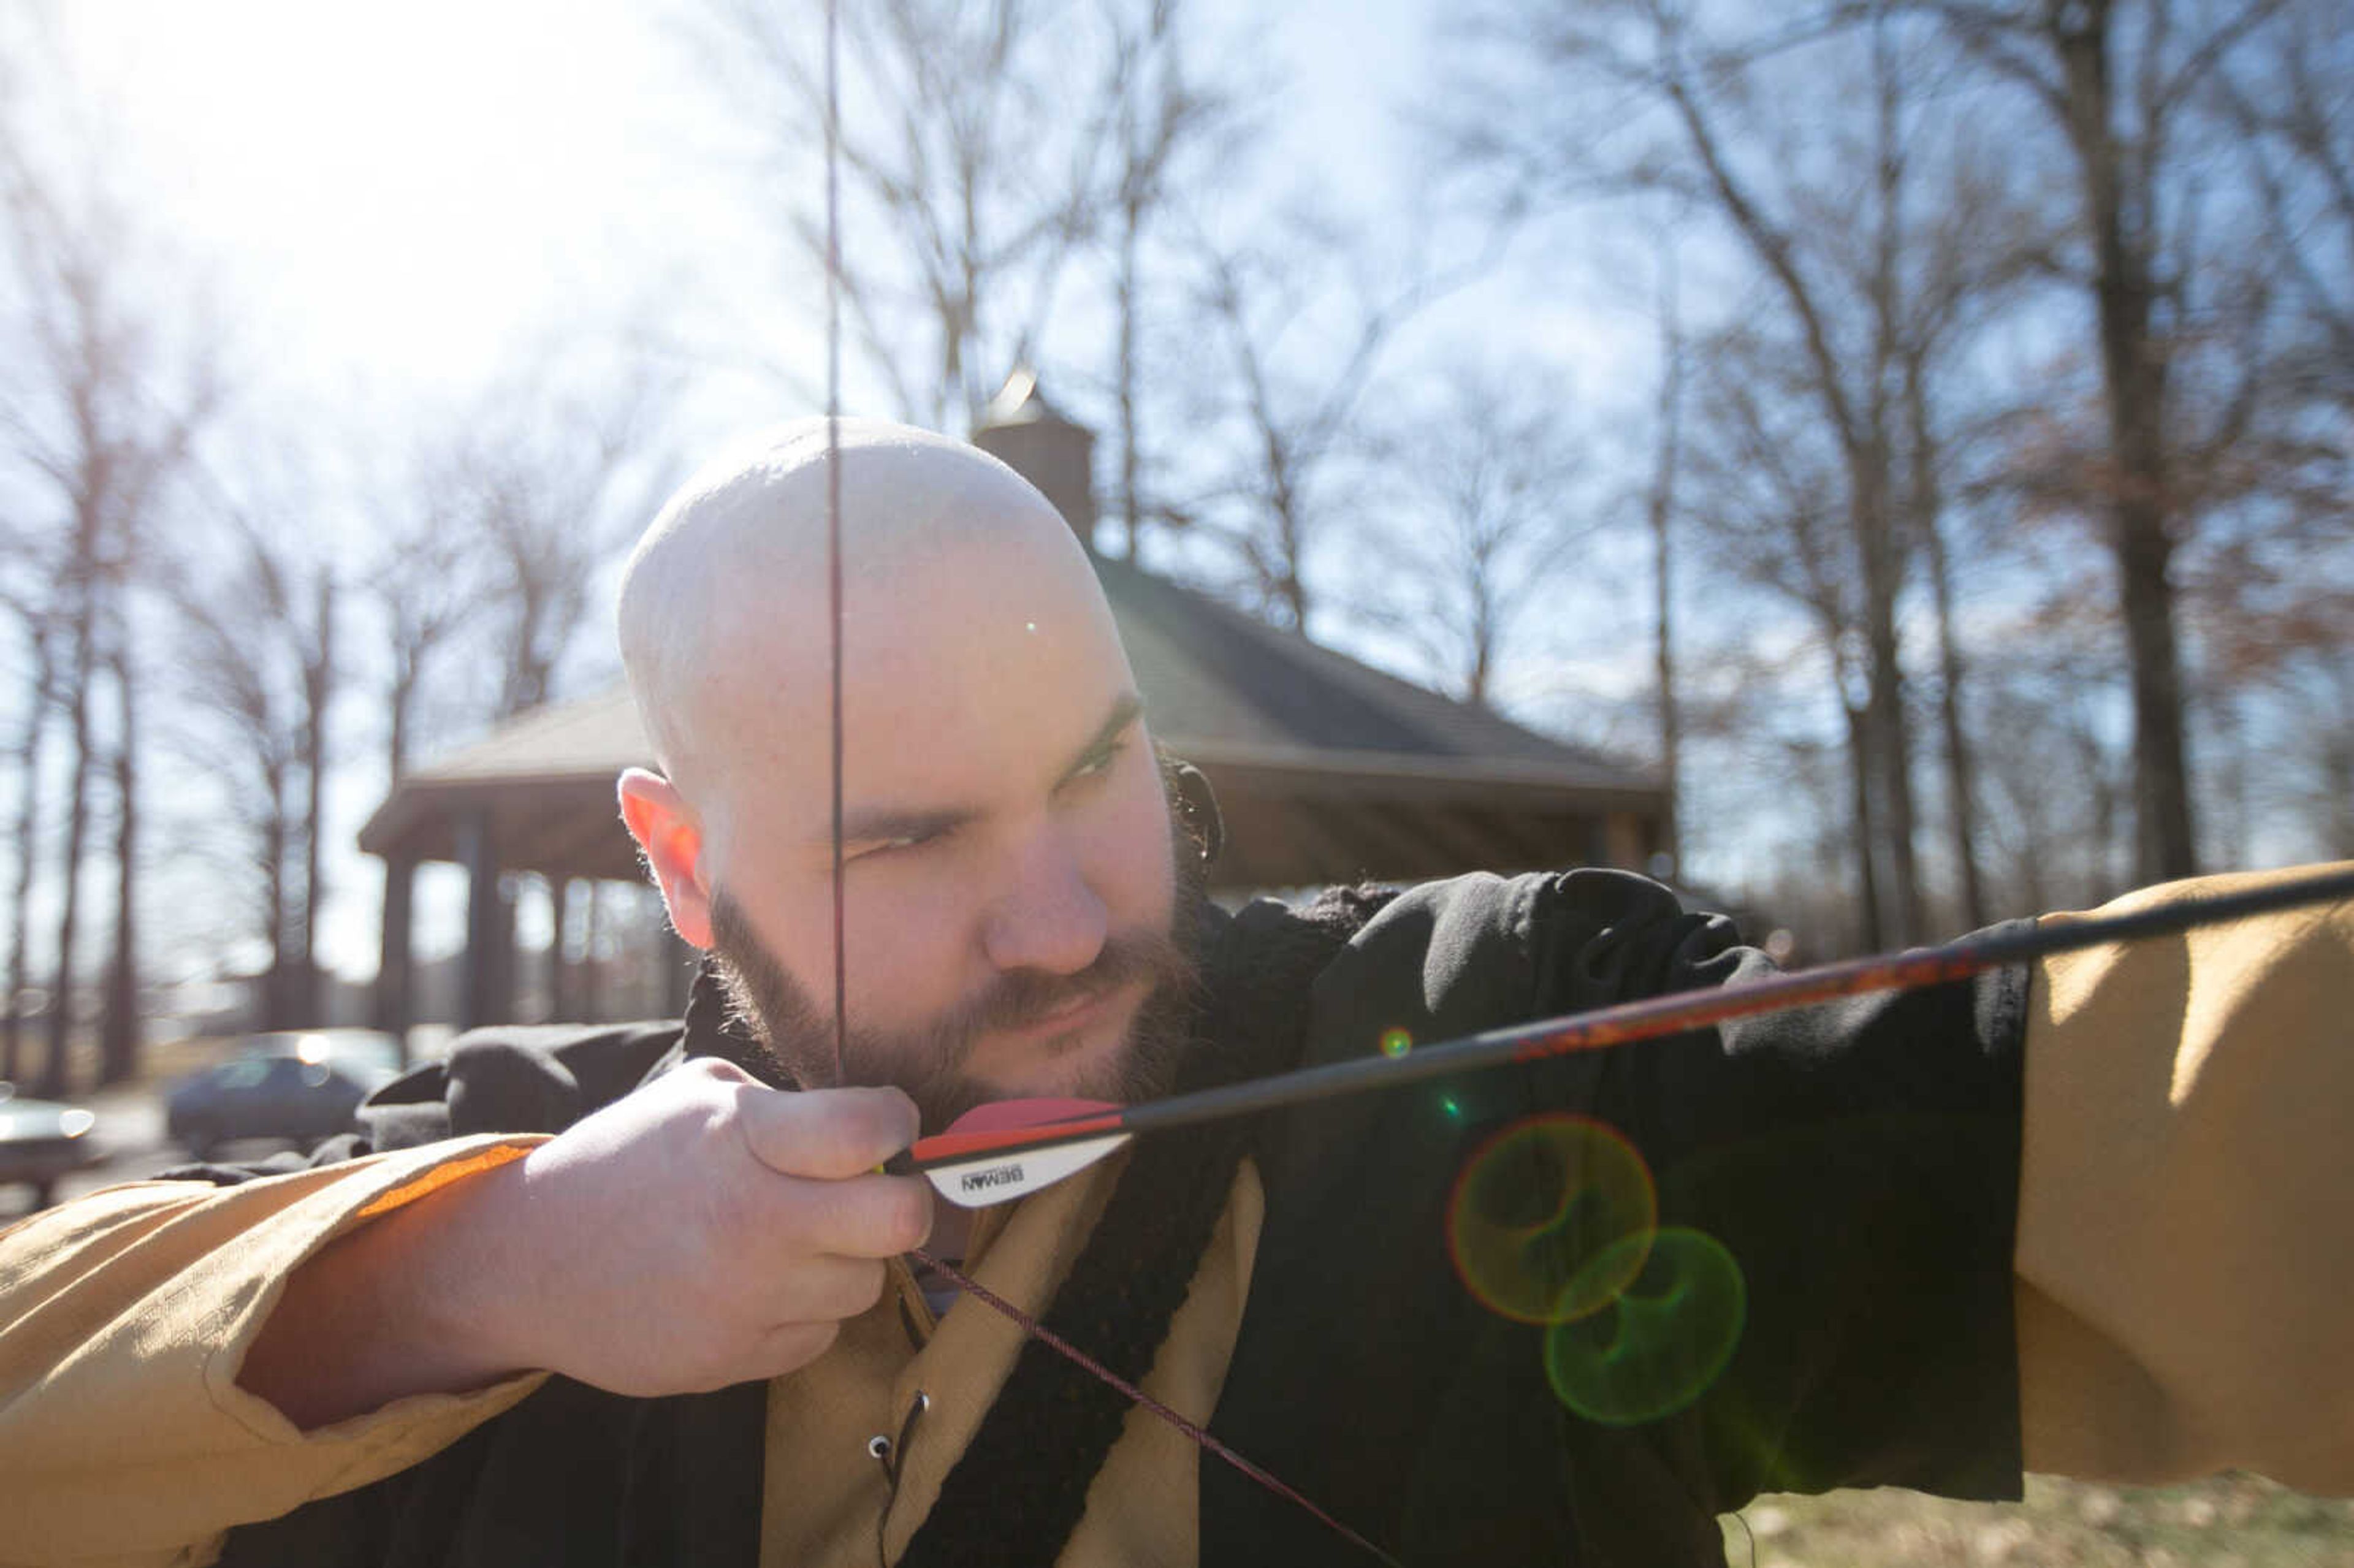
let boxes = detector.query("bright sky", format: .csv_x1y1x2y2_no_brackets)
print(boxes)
58,0,768,399
53,0,1496,416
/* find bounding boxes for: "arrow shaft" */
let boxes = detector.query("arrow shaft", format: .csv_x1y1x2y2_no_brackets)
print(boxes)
908,863,2354,1172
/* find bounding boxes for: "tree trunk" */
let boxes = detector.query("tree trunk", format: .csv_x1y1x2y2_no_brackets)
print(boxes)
376,653,417,1048
1854,468,1923,947
2,631,51,1086
99,635,140,1086
1117,188,1144,559
295,572,335,1024
2071,709,2124,905
1649,293,1684,880
1843,701,1887,951
2055,2,2198,881
1907,359,1988,929
42,572,100,1098
261,763,290,1032
1857,20,1922,948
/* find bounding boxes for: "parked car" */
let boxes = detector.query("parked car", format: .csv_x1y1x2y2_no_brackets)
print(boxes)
165,1030,404,1160
0,1081,103,1209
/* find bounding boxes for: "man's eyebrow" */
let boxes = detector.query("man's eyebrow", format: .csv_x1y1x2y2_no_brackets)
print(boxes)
1057,691,1147,783
831,693,1146,847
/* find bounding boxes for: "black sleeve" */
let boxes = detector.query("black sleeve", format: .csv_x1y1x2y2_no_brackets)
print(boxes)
1539,874,2030,1507
156,1022,688,1187
1208,870,2027,1567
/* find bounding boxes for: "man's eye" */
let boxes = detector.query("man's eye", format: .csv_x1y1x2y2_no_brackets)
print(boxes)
848,830,937,862
1072,740,1126,780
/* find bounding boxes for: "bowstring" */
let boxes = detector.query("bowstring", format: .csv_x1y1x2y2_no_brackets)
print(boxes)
825,0,845,1090
910,1246,1406,1568
815,16,1392,1563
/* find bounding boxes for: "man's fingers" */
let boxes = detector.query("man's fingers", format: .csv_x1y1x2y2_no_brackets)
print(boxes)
779,1170,934,1259
738,1084,920,1179
766,1254,891,1325
749,1319,842,1380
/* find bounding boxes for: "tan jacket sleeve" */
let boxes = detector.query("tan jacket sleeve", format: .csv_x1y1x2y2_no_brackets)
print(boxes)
2016,861,2354,1491
0,1136,552,1568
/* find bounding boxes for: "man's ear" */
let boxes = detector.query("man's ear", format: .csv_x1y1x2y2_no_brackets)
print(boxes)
619,768,714,950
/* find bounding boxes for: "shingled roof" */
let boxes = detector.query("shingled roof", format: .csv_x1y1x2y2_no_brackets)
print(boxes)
359,556,1663,890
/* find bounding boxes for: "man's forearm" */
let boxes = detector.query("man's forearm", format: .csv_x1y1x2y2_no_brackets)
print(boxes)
235,1067,929,1428
238,1157,536,1429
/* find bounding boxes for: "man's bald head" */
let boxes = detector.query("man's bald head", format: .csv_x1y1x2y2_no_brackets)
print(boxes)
617,417,1110,836
615,417,1185,1122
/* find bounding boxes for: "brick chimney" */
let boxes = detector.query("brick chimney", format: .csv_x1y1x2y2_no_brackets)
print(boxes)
971,369,1099,554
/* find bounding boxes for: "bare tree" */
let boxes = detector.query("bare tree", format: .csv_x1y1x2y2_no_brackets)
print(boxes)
361,459,483,1039
1646,244,1687,879
0,78,216,1091
395,356,672,1027
167,501,333,1032
432,366,673,721
692,0,1142,430
1446,3,1976,942
1971,610,2139,913
1444,1,2094,939
1922,0,2293,881
97,601,139,1083
1893,141,2055,931
0,594,53,1084
1358,363,1595,709
1682,322,1899,943
1175,207,1490,634
292,568,335,1026
1095,0,1260,557
2214,0,2354,414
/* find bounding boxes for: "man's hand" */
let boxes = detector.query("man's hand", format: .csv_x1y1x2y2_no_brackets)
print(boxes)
238,1060,930,1428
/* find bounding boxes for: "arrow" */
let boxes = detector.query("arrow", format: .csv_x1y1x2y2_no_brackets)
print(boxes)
897,862,2354,1207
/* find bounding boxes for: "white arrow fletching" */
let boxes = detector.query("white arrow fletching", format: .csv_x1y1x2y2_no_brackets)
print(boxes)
923,1132,1133,1208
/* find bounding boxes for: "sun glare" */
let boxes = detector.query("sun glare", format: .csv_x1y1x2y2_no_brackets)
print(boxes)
60,0,703,387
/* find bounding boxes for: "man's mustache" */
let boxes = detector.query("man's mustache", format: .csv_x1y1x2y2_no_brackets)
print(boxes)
923,926,1197,1053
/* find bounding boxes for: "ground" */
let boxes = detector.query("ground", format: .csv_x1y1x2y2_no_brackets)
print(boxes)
1724,1474,2354,1566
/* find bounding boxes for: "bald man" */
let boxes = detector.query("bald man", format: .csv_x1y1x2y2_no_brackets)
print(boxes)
3,421,2351,1568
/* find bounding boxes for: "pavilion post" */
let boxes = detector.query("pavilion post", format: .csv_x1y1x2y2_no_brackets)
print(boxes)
457,811,504,1031
373,853,417,1066
548,876,574,1022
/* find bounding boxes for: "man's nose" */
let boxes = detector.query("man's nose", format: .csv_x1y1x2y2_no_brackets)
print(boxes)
981,825,1110,976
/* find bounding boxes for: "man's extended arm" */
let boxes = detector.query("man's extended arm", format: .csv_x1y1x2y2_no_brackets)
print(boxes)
0,1062,931,1565
2013,866,2354,1489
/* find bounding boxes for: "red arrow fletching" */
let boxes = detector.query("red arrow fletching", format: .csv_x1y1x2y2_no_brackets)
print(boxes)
910,1098,1126,1166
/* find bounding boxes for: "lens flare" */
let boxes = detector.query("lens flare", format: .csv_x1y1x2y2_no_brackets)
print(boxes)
1543,1228,1745,1426
1445,1115,1656,1325
1380,1027,1413,1058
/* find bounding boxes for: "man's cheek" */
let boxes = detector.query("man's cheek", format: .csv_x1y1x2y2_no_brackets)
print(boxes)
1111,776,1181,900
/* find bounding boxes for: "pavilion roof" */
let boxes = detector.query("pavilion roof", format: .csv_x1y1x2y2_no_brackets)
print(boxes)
359,557,1662,888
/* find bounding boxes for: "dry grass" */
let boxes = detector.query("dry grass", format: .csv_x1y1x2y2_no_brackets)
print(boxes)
1720,1474,2354,1567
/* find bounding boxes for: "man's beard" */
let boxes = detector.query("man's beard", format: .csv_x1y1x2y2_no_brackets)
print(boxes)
706,802,1209,1132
